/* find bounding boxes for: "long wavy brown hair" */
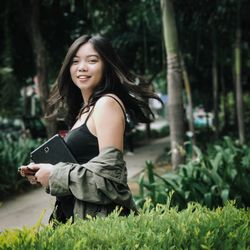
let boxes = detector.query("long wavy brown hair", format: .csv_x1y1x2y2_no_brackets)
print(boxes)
47,34,162,127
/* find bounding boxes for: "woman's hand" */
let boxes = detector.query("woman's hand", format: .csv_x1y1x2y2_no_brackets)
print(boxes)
19,163,53,188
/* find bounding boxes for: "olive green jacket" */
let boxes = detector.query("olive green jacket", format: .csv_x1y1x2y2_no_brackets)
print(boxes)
48,147,137,219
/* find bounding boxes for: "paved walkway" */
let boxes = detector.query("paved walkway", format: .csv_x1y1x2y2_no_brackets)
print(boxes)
0,134,168,231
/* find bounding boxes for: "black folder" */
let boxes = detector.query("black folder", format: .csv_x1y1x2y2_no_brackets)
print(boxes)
30,134,77,164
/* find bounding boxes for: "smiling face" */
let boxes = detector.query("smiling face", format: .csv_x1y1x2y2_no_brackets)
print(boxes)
70,42,104,98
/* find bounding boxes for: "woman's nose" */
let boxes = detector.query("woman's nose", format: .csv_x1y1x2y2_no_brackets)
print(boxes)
78,61,87,71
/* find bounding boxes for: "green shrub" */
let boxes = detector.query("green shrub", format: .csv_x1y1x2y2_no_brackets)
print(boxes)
0,134,42,200
0,202,249,249
137,136,250,209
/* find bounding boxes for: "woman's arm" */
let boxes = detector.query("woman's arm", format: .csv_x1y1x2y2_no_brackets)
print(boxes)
93,95,125,151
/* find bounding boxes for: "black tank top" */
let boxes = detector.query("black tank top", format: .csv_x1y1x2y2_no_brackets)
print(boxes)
64,95,126,164
55,95,127,222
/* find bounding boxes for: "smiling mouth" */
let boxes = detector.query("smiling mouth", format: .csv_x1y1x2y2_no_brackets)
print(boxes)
77,76,91,80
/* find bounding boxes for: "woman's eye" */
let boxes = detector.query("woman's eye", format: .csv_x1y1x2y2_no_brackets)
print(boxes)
72,59,79,64
88,59,98,64
87,56,99,63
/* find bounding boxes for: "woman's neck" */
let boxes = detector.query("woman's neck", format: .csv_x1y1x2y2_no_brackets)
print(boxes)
81,90,92,105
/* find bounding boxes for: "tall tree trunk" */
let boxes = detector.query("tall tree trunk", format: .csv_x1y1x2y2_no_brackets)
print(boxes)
143,22,151,139
235,0,245,144
18,0,56,137
30,0,49,114
180,54,195,147
232,54,237,130
220,64,228,132
212,29,219,139
29,0,55,137
160,0,184,169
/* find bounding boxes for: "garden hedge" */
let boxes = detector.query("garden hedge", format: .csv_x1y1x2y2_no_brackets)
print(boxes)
0,201,249,249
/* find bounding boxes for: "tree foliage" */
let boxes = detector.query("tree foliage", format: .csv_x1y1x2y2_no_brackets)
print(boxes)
0,0,249,140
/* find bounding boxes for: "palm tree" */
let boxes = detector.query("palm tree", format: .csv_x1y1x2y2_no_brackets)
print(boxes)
160,0,185,169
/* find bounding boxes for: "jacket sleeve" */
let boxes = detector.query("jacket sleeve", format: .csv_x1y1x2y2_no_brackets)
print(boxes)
48,147,135,208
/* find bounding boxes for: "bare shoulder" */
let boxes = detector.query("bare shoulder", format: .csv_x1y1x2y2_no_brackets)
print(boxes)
95,94,125,113
93,94,126,150
93,93,126,144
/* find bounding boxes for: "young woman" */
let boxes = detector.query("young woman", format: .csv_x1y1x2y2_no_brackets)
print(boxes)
20,34,162,223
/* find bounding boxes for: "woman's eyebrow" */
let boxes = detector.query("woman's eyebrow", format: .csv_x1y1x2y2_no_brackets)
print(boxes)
73,54,99,58
86,54,99,58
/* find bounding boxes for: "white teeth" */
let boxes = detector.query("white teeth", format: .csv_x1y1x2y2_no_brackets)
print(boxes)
78,76,89,79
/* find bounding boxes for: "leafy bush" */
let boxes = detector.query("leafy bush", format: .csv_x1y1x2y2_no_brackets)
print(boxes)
0,134,42,200
0,202,249,249
136,136,250,209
